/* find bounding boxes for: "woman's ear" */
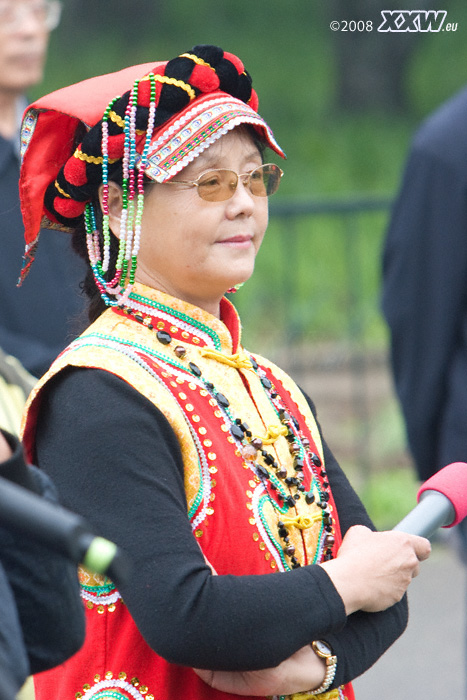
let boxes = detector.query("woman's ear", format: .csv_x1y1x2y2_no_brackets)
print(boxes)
98,182,123,239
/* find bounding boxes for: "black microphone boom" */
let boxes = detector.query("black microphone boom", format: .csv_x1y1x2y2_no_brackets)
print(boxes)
0,475,129,586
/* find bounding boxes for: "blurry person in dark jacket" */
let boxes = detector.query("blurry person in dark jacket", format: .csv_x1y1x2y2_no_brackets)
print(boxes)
0,0,86,378
0,429,84,699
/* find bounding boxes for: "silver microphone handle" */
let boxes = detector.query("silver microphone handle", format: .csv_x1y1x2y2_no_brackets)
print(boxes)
393,490,455,538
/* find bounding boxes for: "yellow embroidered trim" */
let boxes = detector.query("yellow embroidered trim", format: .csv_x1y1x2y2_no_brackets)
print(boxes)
141,74,196,100
108,110,145,136
179,52,213,69
200,348,253,370
260,424,288,444
54,180,71,198
108,109,125,128
288,689,339,700
73,148,119,166
281,513,322,530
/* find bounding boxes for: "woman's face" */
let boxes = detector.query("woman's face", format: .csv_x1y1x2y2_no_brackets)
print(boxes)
110,128,269,316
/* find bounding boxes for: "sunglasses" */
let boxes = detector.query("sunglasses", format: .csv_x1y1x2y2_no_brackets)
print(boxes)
163,163,283,202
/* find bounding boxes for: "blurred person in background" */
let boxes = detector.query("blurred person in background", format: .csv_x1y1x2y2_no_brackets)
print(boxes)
382,86,467,507
0,0,86,381
0,427,84,700
0,346,35,436
382,85,467,689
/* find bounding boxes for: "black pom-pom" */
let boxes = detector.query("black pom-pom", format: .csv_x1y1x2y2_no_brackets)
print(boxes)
154,82,192,127
165,55,198,83
191,45,224,66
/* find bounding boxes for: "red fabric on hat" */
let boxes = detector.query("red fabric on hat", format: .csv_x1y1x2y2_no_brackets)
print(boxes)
223,51,244,75
248,89,259,113
190,64,220,93
63,153,87,187
107,133,125,160
53,196,87,218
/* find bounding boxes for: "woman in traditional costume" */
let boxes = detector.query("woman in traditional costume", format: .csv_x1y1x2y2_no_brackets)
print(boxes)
18,45,429,700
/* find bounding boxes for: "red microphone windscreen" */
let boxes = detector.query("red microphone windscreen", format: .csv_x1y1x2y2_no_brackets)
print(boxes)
417,462,467,527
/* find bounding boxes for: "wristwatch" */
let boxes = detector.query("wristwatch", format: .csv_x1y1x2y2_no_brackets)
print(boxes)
310,640,337,695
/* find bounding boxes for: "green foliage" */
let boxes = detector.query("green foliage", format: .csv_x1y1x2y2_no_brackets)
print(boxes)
360,468,419,531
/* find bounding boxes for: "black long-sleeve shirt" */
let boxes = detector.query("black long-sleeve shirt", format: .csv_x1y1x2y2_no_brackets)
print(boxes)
35,367,408,687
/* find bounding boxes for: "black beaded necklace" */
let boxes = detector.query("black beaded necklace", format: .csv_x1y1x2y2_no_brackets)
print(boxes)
119,303,336,567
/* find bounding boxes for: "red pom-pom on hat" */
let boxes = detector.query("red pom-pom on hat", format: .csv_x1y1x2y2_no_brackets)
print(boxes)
152,67,166,106
63,153,87,187
248,89,259,113
223,51,244,75
136,78,152,107
190,64,220,93
107,133,125,159
53,196,87,218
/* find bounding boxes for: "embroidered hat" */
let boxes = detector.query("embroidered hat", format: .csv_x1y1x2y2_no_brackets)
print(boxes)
19,45,285,284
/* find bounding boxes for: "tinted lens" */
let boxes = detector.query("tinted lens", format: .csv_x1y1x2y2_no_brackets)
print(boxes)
197,170,238,202
258,163,282,197
248,164,282,197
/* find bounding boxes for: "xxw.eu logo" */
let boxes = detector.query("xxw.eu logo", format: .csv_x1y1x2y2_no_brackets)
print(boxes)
378,10,448,31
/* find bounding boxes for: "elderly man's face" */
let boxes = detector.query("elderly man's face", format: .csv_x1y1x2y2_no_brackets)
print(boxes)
0,0,52,96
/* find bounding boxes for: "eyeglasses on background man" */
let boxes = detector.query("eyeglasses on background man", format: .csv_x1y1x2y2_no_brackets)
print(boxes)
0,0,61,32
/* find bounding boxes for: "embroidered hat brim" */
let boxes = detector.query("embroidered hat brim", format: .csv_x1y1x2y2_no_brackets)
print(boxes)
140,92,285,184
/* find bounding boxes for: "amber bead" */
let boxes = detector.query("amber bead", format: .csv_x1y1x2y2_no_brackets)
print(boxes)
240,444,258,461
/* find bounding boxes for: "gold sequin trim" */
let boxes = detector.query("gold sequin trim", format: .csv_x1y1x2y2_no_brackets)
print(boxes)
54,179,71,198
73,148,119,166
108,109,144,135
179,52,213,69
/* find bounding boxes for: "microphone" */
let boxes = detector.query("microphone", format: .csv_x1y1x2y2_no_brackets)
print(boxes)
0,475,130,586
393,461,467,538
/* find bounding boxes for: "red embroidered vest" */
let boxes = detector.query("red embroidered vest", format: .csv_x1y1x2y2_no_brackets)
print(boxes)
22,285,354,700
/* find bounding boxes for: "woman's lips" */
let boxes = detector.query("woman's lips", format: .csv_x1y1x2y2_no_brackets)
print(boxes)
217,235,253,246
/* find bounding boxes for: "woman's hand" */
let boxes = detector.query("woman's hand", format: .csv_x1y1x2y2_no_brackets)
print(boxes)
320,524,431,615
193,644,326,696
0,431,12,462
